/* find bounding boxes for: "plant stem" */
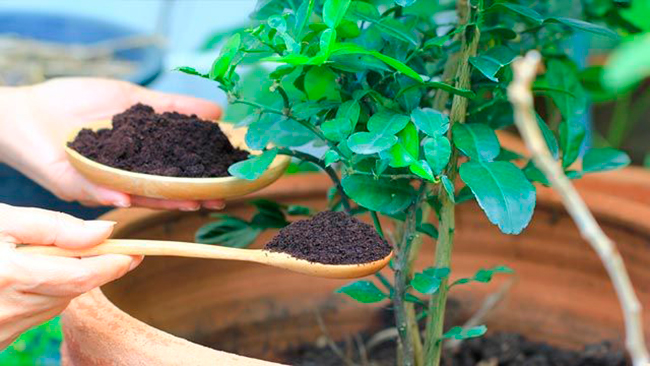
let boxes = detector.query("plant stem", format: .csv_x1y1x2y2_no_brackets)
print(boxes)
423,1,479,364
393,202,419,366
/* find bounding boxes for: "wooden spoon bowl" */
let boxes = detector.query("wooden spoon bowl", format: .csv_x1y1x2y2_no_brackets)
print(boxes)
65,120,290,200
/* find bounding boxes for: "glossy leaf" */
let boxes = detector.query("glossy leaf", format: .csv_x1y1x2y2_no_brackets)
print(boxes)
304,66,341,101
536,114,559,160
546,59,586,121
347,2,417,46
485,3,543,24
175,66,208,78
441,175,455,203
228,149,277,180
452,124,500,162
411,272,441,294
348,133,398,154
459,161,536,235
395,0,417,6
336,280,388,303
397,81,476,100
423,135,451,175
324,149,341,167
454,266,514,285
380,123,419,167
209,33,241,81
322,118,354,142
196,217,261,248
294,0,315,37
323,0,352,29
341,174,415,214
336,100,361,126
330,43,422,82
443,325,487,340
559,119,586,168
582,148,631,173
410,160,435,181
544,17,619,38
411,108,449,136
469,46,517,82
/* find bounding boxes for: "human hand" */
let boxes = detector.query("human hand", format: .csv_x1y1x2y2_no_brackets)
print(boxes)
0,78,225,210
0,203,141,350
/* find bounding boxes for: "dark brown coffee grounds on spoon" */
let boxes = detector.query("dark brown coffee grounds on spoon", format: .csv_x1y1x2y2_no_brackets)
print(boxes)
264,211,392,265
68,103,249,178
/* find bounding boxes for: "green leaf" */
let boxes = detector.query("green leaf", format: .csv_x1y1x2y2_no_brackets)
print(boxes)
209,33,241,81
410,160,435,181
620,0,650,31
469,46,517,82
324,149,341,166
348,133,398,154
322,118,354,142
582,148,631,173
452,124,500,162
424,135,452,175
268,15,301,54
175,66,208,78
523,160,550,186
247,115,314,149
411,108,449,136
455,186,475,204
348,111,410,154
536,114,559,160
294,0,316,37
323,0,352,28
423,267,450,279
411,272,441,294
195,217,262,248
454,266,514,286
341,174,415,214
287,205,312,216
304,66,341,101
347,2,417,46
380,123,419,167
485,3,543,24
546,59,586,121
459,161,536,235
228,149,277,180
603,34,650,92
336,280,388,303
319,28,337,57
441,175,455,203
395,0,417,6
443,325,487,340
418,223,438,239
544,17,619,39
337,100,361,126
330,43,422,82
559,119,586,168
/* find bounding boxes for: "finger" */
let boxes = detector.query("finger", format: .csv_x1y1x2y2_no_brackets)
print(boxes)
0,303,67,351
127,84,222,120
48,162,131,208
0,204,115,249
12,252,137,297
201,200,226,210
130,196,201,211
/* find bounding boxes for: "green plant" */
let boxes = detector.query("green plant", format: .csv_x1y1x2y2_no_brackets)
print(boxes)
181,1,630,364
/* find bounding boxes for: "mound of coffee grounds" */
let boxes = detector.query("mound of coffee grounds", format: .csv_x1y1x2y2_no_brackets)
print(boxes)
264,211,391,265
68,103,249,178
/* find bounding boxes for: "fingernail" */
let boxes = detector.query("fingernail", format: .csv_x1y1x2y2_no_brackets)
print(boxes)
114,200,131,208
204,202,226,210
85,220,117,230
179,205,201,212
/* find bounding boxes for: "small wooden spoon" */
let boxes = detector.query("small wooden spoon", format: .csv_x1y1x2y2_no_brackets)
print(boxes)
65,121,291,200
17,239,392,279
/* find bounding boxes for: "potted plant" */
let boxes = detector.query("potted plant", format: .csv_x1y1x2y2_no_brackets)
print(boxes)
59,1,649,365
175,0,645,364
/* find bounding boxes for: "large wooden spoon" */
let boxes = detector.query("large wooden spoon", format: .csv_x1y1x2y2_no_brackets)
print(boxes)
17,239,392,279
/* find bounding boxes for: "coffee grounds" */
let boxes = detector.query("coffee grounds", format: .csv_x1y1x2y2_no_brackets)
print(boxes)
264,211,392,265
68,103,249,178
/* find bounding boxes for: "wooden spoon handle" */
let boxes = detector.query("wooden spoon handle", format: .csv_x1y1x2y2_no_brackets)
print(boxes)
17,239,256,261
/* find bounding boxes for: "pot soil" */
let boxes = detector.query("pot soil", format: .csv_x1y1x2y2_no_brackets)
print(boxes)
60,173,650,365
68,103,248,177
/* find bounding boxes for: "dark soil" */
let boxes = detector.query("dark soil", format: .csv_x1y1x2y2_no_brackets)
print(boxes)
288,332,628,366
264,211,392,265
68,103,249,177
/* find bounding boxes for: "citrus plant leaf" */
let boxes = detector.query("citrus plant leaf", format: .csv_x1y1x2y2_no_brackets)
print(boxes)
336,280,388,303
452,124,500,162
459,161,536,235
228,149,277,180
559,118,586,169
582,148,631,173
341,174,415,214
323,0,352,29
411,108,449,136
424,135,452,175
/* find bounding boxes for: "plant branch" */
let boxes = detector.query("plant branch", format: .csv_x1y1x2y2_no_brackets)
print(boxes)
423,1,480,364
508,51,650,366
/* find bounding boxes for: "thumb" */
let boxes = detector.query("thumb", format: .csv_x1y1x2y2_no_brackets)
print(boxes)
0,204,115,249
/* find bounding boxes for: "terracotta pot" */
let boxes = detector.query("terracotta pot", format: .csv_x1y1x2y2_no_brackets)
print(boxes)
60,173,650,365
